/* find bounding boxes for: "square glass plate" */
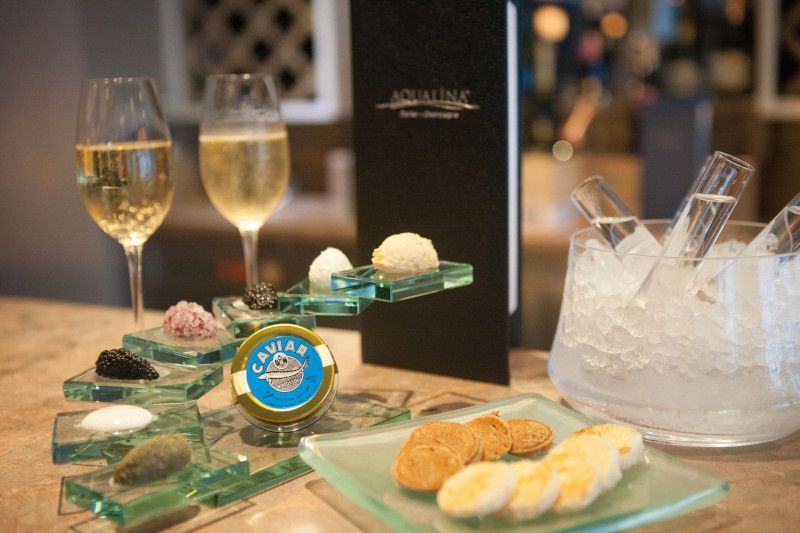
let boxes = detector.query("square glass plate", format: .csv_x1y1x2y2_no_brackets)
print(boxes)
212,296,317,338
63,446,249,526
123,327,243,365
202,393,410,506
298,394,729,532
330,261,473,302
52,402,204,464
278,278,373,316
63,362,223,404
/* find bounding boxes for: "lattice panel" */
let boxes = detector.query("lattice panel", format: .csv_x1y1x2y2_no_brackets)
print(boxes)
184,0,315,100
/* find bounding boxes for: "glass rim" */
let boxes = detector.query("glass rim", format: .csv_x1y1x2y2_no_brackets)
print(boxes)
711,151,754,172
204,73,276,82
571,175,603,201
83,76,157,85
570,219,800,261
573,174,604,191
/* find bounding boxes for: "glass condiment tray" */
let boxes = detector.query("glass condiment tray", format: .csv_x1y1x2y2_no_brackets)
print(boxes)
330,261,473,302
63,362,223,404
298,394,729,532
201,393,410,506
52,402,203,464
212,296,317,338
278,278,373,316
123,327,243,365
63,445,248,526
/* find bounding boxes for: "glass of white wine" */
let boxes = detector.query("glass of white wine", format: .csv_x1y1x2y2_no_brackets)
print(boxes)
199,74,290,288
76,78,175,329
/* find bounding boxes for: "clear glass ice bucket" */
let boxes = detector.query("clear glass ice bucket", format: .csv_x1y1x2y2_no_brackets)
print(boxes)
549,220,800,447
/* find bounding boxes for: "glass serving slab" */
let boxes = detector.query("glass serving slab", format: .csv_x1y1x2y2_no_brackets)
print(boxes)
123,327,243,365
52,402,204,464
212,296,317,338
278,278,373,316
330,261,473,302
298,394,729,532
202,392,410,506
63,362,223,404
63,446,249,526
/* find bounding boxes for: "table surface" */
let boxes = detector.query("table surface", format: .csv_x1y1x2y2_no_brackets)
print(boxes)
1,296,798,532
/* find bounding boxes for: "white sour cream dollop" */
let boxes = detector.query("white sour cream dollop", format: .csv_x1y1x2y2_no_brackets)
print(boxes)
80,405,155,433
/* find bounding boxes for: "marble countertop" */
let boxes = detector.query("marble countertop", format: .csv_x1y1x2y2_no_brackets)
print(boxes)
0,296,797,532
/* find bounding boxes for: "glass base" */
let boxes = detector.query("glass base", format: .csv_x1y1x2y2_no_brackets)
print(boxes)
202,393,410,505
63,445,248,526
63,363,223,404
278,278,372,316
123,327,242,366
52,402,204,464
212,296,317,338
331,261,473,302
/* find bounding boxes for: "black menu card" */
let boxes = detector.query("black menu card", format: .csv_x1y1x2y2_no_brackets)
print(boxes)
350,0,521,384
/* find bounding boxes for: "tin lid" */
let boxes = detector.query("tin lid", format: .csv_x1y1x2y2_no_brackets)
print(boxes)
230,323,337,426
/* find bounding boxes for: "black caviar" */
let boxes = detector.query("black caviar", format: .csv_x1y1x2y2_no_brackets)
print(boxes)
242,282,278,310
95,348,159,381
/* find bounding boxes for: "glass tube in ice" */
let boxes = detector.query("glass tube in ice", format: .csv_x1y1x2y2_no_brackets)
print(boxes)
661,151,754,260
571,175,660,254
745,191,800,256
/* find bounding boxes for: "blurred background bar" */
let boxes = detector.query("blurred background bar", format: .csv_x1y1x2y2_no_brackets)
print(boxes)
1,0,798,348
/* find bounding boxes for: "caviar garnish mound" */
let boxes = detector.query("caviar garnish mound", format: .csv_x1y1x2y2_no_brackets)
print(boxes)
242,282,278,310
95,348,160,381
162,300,216,339
114,434,192,484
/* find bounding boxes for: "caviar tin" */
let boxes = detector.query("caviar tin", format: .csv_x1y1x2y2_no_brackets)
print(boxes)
230,324,338,432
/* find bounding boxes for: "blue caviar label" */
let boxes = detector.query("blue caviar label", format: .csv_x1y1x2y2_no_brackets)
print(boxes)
245,335,323,409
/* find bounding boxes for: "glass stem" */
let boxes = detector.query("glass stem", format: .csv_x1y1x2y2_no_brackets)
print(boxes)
123,244,144,330
240,228,259,287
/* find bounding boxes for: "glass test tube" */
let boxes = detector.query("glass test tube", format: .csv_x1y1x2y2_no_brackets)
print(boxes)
661,151,754,260
692,191,800,296
745,191,800,255
631,152,754,302
571,175,660,254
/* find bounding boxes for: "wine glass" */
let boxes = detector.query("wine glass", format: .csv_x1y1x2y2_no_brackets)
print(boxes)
76,78,175,329
199,74,290,288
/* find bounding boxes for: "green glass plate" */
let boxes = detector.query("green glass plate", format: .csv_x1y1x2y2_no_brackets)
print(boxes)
123,327,243,365
212,296,317,338
63,446,249,526
278,278,373,316
202,393,410,506
52,402,204,464
63,362,223,404
298,394,729,532
330,261,473,302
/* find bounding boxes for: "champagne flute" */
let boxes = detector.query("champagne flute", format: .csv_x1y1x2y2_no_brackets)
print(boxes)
76,78,175,329
199,74,290,288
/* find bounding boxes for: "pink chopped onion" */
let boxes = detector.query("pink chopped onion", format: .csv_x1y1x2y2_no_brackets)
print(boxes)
162,301,216,339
